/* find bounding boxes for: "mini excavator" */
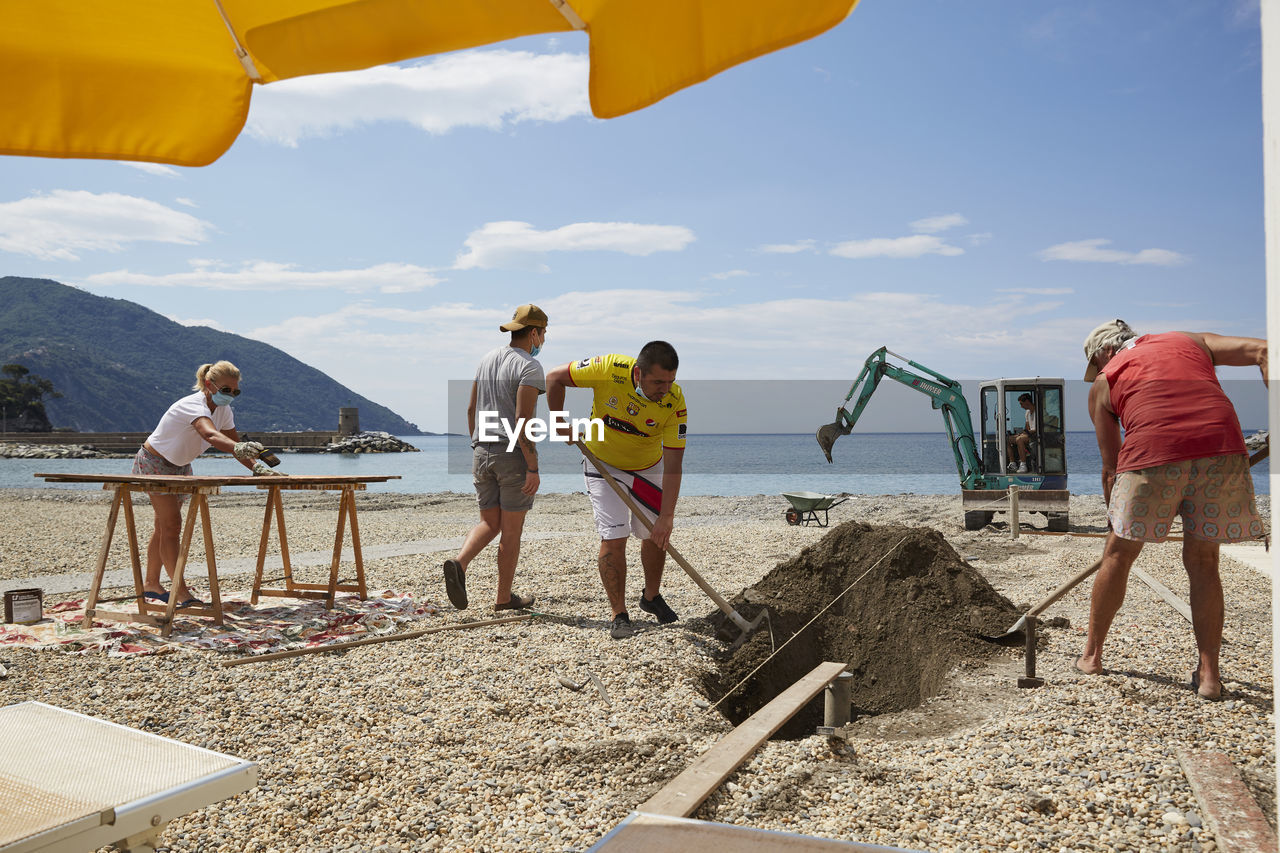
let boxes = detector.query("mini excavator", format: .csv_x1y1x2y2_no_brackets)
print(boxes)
816,347,1070,531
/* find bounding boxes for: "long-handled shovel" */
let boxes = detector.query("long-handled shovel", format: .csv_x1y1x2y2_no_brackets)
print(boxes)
986,557,1104,644
573,441,770,649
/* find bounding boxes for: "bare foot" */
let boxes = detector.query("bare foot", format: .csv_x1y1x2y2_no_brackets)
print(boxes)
1075,654,1103,675
1191,668,1222,701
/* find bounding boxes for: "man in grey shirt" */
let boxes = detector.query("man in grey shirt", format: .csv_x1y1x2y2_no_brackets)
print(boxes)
443,304,547,612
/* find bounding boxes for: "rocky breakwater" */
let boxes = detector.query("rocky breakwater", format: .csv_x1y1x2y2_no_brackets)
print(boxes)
0,442,128,459
322,431,420,454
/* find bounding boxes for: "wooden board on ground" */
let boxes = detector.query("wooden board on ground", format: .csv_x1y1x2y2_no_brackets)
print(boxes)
590,812,914,852
1131,566,1192,624
640,661,847,819
1179,751,1278,853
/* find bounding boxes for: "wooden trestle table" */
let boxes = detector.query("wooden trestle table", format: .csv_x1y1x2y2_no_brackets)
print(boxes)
33,473,400,637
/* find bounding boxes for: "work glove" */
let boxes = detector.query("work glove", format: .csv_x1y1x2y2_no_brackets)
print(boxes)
233,440,266,461
251,460,287,476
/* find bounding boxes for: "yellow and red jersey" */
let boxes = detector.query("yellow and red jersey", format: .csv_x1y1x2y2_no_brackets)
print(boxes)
568,353,687,471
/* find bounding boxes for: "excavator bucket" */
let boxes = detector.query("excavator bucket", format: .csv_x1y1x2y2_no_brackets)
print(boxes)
816,421,848,463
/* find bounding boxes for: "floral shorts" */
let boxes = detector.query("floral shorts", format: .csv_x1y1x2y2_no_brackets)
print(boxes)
1109,454,1264,543
132,445,193,504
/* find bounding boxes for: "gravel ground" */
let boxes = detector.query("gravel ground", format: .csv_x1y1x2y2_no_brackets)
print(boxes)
0,488,1273,852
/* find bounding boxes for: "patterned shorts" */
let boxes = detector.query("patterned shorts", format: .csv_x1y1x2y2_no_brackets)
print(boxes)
132,445,193,504
1109,454,1264,543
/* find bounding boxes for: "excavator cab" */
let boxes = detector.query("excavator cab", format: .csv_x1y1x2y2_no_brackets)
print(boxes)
977,378,1067,485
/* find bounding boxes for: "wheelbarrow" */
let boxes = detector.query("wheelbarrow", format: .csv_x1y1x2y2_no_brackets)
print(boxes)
781,492,848,527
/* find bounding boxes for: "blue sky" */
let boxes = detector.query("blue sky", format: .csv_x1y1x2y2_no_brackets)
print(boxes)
0,0,1267,433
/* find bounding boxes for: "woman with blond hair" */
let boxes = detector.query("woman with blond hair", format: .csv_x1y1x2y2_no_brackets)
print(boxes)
133,360,280,606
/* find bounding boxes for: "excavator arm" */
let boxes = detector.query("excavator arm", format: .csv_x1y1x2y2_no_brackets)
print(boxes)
817,347,986,489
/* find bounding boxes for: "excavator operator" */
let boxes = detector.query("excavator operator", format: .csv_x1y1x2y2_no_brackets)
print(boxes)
1007,392,1035,473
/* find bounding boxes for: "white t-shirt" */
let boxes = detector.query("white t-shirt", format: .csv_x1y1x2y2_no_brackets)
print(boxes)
146,392,234,466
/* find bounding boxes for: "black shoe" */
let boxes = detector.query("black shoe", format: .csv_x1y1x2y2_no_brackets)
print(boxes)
610,612,635,639
638,591,678,624
443,559,468,610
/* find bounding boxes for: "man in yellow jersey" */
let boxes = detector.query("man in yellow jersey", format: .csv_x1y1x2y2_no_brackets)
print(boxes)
545,341,687,639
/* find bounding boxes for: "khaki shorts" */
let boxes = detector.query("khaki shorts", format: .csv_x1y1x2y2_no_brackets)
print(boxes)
472,444,534,513
1109,454,1264,543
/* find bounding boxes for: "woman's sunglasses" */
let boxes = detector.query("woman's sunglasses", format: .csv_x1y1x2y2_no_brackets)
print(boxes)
210,383,241,397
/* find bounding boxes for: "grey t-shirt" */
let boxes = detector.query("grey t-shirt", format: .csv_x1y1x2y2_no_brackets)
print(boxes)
471,345,545,447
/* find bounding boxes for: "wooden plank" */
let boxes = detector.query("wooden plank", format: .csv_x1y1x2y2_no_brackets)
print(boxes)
198,493,224,626
220,614,533,666
1131,565,1193,624
82,486,123,628
640,661,848,819
595,812,900,852
346,488,368,600
35,472,398,486
253,589,332,600
270,582,363,593
91,609,164,626
1179,751,1278,853
251,486,275,605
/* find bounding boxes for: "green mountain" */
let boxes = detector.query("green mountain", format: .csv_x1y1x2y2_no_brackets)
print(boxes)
0,277,423,434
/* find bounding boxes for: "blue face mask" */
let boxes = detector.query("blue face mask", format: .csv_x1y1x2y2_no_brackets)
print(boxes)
529,329,543,358
211,391,236,407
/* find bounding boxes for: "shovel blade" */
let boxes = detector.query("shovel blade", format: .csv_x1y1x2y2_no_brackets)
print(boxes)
816,422,847,463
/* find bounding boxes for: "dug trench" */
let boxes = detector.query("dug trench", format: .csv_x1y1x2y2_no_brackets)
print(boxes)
700,522,1028,740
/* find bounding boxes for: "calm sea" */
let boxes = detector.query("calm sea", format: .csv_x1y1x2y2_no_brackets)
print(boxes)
3,433,1269,497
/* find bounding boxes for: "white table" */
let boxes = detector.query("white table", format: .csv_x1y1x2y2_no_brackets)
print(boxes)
0,702,257,853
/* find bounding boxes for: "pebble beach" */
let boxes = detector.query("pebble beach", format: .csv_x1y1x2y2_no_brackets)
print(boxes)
0,487,1274,852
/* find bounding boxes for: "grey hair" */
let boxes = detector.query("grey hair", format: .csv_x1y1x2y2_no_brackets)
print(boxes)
1091,322,1136,357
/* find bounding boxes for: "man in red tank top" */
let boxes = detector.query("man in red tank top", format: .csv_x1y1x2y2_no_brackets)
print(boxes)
1075,319,1267,700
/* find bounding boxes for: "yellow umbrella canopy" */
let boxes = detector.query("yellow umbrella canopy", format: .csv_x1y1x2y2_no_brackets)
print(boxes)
0,0,857,167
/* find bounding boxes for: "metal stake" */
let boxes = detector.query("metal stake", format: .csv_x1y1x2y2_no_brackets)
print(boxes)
1017,614,1044,688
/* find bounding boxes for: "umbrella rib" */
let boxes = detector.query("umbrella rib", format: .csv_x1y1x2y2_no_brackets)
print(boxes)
211,0,264,81
547,0,587,30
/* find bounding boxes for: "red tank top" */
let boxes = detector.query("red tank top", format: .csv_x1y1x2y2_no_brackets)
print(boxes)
1102,332,1246,472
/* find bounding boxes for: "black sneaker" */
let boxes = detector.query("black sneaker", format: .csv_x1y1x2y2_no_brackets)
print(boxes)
443,559,467,610
610,612,635,639
638,591,678,624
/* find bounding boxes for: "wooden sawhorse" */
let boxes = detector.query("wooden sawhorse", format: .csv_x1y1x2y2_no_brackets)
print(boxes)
249,482,368,609
82,481,225,638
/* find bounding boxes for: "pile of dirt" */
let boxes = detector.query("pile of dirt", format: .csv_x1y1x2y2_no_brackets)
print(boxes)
700,522,1020,739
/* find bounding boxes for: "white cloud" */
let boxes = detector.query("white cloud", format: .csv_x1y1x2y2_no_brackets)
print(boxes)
122,162,181,178
247,49,590,146
966,232,993,246
0,190,212,261
241,287,1100,431
910,213,968,233
175,197,198,208
829,234,963,259
705,269,751,280
997,287,1075,295
84,260,442,293
758,239,817,254
169,315,226,330
453,221,695,270
1038,238,1188,266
